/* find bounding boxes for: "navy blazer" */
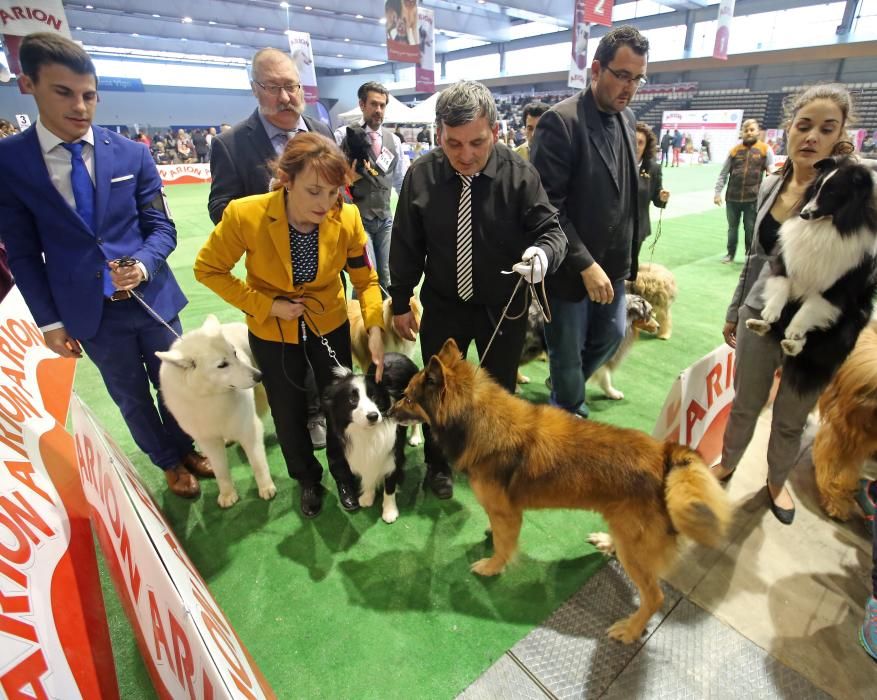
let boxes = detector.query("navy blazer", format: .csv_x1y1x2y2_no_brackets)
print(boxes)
0,126,186,340
531,89,640,301
208,109,333,224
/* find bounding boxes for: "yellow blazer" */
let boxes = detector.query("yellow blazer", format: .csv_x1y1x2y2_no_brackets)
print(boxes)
194,189,383,343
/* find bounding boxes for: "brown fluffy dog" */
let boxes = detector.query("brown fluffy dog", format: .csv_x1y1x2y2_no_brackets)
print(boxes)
348,296,422,373
389,338,730,643
627,262,677,340
812,323,877,520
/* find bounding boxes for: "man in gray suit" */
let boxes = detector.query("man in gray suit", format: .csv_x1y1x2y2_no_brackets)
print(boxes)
337,81,409,294
208,47,333,447
208,47,333,224
531,25,648,418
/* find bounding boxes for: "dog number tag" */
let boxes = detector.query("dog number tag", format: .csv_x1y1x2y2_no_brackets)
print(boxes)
375,148,394,173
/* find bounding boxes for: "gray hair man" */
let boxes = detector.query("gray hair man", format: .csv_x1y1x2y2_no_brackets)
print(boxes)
388,80,568,498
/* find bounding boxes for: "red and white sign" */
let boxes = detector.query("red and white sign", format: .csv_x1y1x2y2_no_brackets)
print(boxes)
386,0,419,63
660,108,744,165
1,1,71,93
287,31,318,104
568,0,590,90
584,0,614,27
157,163,211,185
653,344,736,466
415,6,435,94
71,396,275,699
0,286,119,699
713,0,735,60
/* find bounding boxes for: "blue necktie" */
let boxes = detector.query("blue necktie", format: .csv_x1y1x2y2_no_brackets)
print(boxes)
63,142,114,296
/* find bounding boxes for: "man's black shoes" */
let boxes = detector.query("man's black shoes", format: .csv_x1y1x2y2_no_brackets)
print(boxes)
300,483,324,519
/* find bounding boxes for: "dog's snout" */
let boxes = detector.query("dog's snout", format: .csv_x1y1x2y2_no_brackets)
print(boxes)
366,411,380,424
799,210,813,220
253,370,263,383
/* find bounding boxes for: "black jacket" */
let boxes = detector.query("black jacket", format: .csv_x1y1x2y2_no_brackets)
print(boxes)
636,160,666,246
207,109,333,224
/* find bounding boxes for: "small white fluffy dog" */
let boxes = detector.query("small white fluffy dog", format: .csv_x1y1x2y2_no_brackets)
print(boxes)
157,315,276,508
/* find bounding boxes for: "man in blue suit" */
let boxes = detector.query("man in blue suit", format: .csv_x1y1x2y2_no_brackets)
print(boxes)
0,33,212,498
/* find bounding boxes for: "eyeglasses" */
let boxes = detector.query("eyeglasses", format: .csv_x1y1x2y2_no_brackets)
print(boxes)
253,81,302,96
604,66,648,88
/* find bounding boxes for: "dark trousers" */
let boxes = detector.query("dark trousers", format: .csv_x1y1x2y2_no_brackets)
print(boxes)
248,323,355,488
80,298,192,470
660,147,669,167
419,290,527,476
726,200,757,258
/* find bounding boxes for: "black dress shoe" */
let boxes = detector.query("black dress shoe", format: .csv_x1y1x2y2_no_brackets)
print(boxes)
766,481,795,525
300,483,324,519
337,481,360,512
424,470,454,499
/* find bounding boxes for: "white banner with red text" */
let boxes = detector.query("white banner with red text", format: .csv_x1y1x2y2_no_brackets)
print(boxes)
0,286,119,699
1,0,71,92
661,108,744,166
415,6,435,93
713,0,735,60
71,396,275,699
287,30,318,104
653,343,736,466
568,0,590,90
157,163,212,185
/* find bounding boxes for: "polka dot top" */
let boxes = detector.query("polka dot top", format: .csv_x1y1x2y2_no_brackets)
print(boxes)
289,224,319,283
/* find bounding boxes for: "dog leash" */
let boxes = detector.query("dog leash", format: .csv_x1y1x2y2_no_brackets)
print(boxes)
113,257,183,340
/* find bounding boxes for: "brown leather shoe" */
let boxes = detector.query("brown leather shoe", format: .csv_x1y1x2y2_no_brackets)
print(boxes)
181,451,214,478
165,465,200,498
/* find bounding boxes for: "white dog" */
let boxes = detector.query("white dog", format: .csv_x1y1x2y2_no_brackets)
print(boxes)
157,315,276,508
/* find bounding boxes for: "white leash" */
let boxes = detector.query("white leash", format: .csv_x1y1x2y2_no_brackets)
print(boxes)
130,290,182,340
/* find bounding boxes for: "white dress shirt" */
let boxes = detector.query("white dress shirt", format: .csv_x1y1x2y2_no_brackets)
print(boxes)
36,118,95,209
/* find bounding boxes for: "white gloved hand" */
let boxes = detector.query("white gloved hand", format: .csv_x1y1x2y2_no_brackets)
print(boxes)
512,246,549,284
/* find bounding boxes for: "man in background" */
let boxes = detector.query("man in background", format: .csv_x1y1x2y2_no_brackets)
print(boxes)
659,130,671,167
208,47,333,448
713,118,775,263
514,101,550,161
336,81,409,294
0,33,212,497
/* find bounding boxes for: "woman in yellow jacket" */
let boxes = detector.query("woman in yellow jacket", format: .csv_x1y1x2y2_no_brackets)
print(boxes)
195,133,385,518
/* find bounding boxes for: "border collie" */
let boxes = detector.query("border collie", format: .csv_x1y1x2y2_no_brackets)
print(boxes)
323,353,419,523
747,156,877,393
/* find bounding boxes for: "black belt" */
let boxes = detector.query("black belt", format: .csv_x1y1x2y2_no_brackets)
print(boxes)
106,290,133,302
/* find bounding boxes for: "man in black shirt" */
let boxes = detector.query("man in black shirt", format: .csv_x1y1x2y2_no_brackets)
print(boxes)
530,25,647,419
390,80,567,499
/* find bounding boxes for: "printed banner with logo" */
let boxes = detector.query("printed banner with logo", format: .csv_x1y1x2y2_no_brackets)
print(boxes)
70,396,276,699
713,0,735,60
653,344,736,466
660,108,743,165
584,0,614,27
415,6,435,93
157,163,212,185
0,0,70,92
568,0,590,90
0,286,119,699
286,30,318,104
386,0,420,63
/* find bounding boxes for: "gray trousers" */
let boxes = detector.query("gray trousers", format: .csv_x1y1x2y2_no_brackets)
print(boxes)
721,305,824,486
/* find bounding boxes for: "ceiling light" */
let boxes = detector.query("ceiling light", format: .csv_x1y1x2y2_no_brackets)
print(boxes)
208,21,217,25
152,14,160,18
131,33,139,37
85,4,93,8
305,5,313,10
336,53,343,57
259,27,265,31
379,17,386,25
182,17,193,23
343,68,351,73
344,37,350,42
181,37,188,41
355,14,363,19
226,42,232,46
75,26,82,30
477,0,486,4
380,42,386,47
280,2,290,8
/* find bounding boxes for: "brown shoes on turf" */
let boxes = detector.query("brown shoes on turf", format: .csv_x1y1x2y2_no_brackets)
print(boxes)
165,451,214,498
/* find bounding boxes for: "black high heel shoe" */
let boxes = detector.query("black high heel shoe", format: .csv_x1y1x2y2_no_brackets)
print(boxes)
766,481,795,525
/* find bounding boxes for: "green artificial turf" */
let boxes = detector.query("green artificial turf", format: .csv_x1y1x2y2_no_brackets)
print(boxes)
78,163,742,698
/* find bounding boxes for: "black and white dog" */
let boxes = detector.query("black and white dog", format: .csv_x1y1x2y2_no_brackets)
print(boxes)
747,156,877,393
323,353,419,523
342,124,380,185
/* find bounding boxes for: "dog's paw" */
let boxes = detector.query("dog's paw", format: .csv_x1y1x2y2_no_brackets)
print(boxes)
408,425,423,446
781,337,804,356
258,482,277,500
607,616,645,645
588,532,616,556
745,318,771,336
359,491,376,508
217,490,240,509
470,557,505,576
381,505,399,524
656,332,671,340
605,387,624,400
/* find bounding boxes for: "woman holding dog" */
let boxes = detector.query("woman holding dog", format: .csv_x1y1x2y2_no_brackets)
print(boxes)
195,133,385,519
712,84,857,525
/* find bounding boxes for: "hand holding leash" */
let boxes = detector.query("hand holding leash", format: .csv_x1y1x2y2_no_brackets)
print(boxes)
271,297,307,321
512,246,548,284
108,255,144,291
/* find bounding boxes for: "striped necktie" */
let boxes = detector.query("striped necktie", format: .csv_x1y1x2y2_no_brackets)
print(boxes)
456,174,475,301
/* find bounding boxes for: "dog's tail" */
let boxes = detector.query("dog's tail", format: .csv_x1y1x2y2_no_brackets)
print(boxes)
663,443,731,548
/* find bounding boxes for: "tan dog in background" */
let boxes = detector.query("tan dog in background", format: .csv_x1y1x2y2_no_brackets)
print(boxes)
812,323,877,520
389,339,731,643
627,262,677,340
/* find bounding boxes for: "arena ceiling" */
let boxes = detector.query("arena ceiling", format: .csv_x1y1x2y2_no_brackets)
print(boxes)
60,0,718,74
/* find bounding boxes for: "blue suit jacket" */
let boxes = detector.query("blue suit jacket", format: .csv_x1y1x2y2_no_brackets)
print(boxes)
0,126,186,340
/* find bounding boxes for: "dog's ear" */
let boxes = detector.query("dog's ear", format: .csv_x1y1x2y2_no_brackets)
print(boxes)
425,355,446,388
437,338,462,364
201,314,221,336
155,350,195,370
814,157,837,173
